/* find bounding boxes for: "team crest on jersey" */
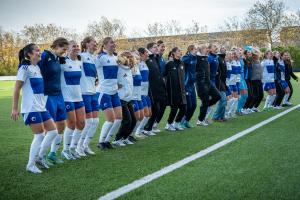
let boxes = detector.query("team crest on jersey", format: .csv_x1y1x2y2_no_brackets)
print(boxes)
31,116,36,122
107,60,110,63
66,105,70,109
87,57,90,60
69,66,72,68
48,58,51,61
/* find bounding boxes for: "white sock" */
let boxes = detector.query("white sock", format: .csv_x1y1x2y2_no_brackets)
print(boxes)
77,118,93,149
137,117,149,133
28,133,44,166
226,99,233,115
83,118,99,148
50,134,62,153
39,129,58,158
63,127,74,151
264,95,271,108
133,121,141,134
283,93,290,104
105,119,122,142
99,121,113,143
70,129,82,149
269,95,276,107
228,98,238,114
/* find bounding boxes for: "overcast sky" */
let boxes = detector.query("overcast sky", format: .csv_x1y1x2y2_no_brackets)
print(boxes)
0,0,299,36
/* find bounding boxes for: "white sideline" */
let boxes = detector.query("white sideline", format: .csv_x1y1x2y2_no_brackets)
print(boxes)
99,104,300,200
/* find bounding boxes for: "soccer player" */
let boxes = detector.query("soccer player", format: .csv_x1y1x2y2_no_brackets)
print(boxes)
76,36,99,156
60,41,86,160
39,37,69,164
12,43,59,173
96,37,122,150
262,50,276,110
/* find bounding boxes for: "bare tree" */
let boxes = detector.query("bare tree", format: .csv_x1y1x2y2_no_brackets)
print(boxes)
145,22,166,37
86,16,126,41
184,20,207,34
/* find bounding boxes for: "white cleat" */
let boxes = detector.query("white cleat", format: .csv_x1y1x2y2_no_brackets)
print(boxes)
196,120,209,126
144,130,156,136
61,150,75,160
122,138,134,145
165,123,176,131
36,157,50,169
76,147,87,157
70,148,81,159
26,164,42,174
112,140,126,147
84,146,96,155
152,123,161,133
173,122,184,131
135,133,146,139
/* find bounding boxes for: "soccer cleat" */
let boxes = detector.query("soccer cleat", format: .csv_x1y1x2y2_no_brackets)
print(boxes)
135,133,146,139
274,106,283,110
47,152,64,164
61,150,75,160
173,122,184,131
105,142,114,149
70,148,81,159
36,157,50,169
151,122,161,133
97,142,108,150
196,120,209,126
84,146,96,155
184,120,193,128
122,138,134,145
26,164,42,174
128,136,137,142
76,147,87,157
112,140,126,147
252,107,260,112
165,123,176,131
143,130,156,136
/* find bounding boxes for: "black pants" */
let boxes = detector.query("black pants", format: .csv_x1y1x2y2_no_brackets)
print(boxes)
198,85,221,121
243,79,254,109
155,100,167,124
273,81,285,106
287,80,293,101
144,100,164,131
167,104,186,124
115,100,136,141
251,80,264,108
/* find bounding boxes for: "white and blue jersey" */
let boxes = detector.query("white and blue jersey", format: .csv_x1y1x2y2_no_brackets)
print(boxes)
17,64,52,125
61,58,83,102
278,59,289,89
80,52,97,95
117,64,133,102
131,65,143,112
139,61,151,108
96,52,119,95
262,59,275,83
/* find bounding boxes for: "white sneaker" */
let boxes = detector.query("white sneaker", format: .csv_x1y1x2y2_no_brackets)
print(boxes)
61,150,75,160
122,138,134,145
112,140,126,147
285,101,292,106
165,123,176,131
76,147,87,157
274,106,283,110
144,130,156,136
70,148,81,159
84,146,96,155
173,122,184,131
152,123,161,133
135,133,146,139
196,120,208,126
26,164,42,174
241,109,249,115
36,157,50,169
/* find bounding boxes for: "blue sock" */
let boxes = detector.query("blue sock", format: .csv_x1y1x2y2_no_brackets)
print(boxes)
237,94,248,112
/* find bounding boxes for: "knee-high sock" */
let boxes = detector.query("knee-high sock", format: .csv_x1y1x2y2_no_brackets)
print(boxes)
83,118,99,148
39,129,58,158
237,94,248,112
77,118,93,149
264,95,271,108
28,133,44,166
133,120,141,134
63,127,74,151
229,98,238,114
70,129,82,149
226,98,234,115
282,93,290,104
50,133,62,153
137,117,149,133
99,121,113,143
105,119,122,142
269,95,276,107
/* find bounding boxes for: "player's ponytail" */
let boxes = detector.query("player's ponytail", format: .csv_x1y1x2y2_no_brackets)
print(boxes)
18,43,36,67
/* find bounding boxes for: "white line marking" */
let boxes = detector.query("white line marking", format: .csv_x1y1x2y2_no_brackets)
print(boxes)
99,104,300,200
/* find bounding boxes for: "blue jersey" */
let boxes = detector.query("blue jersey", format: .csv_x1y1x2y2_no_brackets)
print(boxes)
38,50,61,96
139,61,149,96
80,52,97,94
182,53,197,91
159,55,166,75
208,53,219,84
132,66,142,100
96,51,119,95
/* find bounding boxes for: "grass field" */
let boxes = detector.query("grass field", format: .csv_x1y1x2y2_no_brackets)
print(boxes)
0,76,300,200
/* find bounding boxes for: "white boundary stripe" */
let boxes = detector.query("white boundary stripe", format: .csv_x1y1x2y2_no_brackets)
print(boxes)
99,104,300,200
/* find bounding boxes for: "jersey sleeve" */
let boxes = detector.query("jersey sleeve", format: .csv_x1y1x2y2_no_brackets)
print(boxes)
16,65,28,82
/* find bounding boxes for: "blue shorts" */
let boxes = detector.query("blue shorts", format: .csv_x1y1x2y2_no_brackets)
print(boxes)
239,79,248,90
46,94,67,122
65,101,85,112
131,100,144,112
82,94,100,113
264,82,276,91
141,95,152,108
229,85,238,93
98,93,121,111
226,87,232,97
280,80,289,90
22,111,52,126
